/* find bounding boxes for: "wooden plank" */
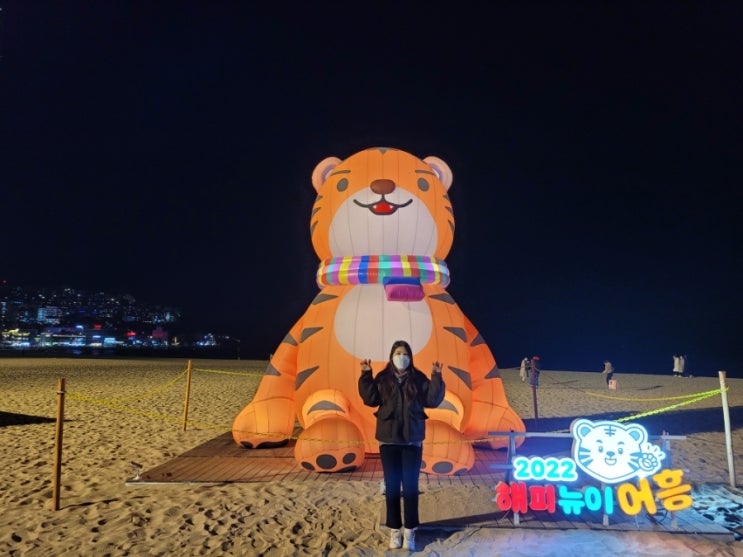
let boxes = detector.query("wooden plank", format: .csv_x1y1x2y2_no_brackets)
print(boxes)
267,458,296,481
176,458,213,482
236,456,266,477
198,457,237,481
365,456,382,482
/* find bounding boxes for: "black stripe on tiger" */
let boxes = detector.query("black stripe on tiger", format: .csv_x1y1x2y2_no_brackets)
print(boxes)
444,326,467,342
306,400,347,415
448,365,472,389
296,366,320,389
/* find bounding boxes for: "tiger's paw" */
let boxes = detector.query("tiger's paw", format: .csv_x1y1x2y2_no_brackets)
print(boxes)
464,380,526,450
232,397,295,448
464,404,526,450
294,417,366,473
422,420,475,476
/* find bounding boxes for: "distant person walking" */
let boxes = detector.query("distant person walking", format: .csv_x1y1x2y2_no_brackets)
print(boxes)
529,356,541,387
602,360,615,386
680,354,692,378
519,357,530,382
673,355,683,377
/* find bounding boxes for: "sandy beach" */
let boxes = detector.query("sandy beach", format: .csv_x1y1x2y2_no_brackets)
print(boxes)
1,358,742,556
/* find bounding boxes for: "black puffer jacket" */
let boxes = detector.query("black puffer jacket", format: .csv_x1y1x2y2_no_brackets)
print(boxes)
358,367,445,444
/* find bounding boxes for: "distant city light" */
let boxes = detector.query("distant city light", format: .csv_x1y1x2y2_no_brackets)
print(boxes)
0,285,233,353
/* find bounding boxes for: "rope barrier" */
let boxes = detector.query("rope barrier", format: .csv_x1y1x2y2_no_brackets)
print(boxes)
62,364,731,446
67,393,203,426
68,368,189,404
615,389,723,423
534,370,728,433
192,367,265,377
580,387,726,403
228,427,498,446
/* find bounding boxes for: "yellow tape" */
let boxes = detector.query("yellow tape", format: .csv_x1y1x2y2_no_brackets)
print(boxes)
67,394,189,425
68,368,189,404
615,390,722,423
63,370,729,447
230,427,497,446
192,367,264,377
581,387,724,403
548,389,724,433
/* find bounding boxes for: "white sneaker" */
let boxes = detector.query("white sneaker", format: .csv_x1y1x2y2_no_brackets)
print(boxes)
389,528,402,549
403,527,416,550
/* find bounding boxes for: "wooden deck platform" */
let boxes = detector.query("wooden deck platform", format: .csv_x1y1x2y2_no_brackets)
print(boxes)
128,433,734,541
132,432,507,487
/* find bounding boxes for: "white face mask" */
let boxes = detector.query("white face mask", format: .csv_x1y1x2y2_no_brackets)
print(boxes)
392,354,410,371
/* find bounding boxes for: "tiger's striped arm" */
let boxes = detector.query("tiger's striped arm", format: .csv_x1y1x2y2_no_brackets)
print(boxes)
232,319,303,448
460,315,526,449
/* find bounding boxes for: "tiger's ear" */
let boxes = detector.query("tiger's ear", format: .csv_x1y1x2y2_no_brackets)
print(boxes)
312,157,342,192
423,156,453,191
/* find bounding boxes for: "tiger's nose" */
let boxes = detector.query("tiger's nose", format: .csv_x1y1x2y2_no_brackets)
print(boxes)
370,179,396,195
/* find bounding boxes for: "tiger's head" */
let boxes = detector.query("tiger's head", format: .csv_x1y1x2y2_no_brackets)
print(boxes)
310,147,454,260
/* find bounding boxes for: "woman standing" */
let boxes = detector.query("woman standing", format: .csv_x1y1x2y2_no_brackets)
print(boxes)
358,340,445,551
602,360,615,386
519,357,530,382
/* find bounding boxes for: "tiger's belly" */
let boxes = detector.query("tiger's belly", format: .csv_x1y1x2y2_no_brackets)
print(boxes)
334,284,433,361
294,284,435,420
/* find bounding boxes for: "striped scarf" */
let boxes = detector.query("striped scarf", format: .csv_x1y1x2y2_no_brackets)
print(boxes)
316,255,450,287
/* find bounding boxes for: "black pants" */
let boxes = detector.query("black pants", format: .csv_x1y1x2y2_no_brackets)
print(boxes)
380,443,422,529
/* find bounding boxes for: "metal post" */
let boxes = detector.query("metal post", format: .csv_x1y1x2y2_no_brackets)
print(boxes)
506,433,516,483
509,432,519,525
602,483,609,526
661,431,672,469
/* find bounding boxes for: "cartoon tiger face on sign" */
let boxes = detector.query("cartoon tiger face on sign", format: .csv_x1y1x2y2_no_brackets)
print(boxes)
572,419,666,484
310,147,455,260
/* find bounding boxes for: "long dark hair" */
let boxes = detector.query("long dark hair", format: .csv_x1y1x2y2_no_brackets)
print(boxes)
379,340,418,401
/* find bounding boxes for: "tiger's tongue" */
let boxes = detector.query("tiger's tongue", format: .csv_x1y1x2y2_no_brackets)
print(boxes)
372,201,395,215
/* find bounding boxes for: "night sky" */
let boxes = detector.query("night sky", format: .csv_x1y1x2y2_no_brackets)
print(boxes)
2,3,740,376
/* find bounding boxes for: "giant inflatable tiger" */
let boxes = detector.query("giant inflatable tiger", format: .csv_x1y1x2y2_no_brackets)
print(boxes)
233,147,525,475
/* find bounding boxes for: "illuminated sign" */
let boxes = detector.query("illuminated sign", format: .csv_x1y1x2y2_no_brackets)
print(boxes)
494,419,692,518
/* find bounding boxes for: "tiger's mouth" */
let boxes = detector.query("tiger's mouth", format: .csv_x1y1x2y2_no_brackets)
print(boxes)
604,456,617,466
354,195,413,216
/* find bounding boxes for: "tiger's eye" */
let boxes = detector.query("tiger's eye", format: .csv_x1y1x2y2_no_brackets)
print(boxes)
337,178,349,192
417,177,429,191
